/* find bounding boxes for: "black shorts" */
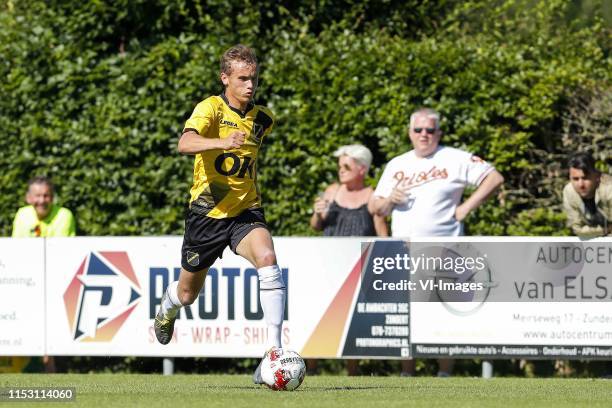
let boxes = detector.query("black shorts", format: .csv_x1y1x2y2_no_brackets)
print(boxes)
181,206,268,272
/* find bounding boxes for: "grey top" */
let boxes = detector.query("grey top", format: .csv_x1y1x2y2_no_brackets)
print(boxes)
322,201,376,237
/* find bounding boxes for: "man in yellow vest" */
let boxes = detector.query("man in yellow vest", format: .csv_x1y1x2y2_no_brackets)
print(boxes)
12,176,75,238
6,176,75,373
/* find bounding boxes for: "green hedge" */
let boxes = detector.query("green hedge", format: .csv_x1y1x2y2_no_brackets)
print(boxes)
0,0,609,237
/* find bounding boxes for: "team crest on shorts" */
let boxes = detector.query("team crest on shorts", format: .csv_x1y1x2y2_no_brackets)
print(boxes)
187,251,200,267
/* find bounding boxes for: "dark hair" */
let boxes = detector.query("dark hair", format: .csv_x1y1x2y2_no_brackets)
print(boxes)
27,175,54,193
568,152,600,176
220,44,258,76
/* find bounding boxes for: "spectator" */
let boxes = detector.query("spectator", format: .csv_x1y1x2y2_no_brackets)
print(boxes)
562,152,612,378
12,176,76,238
309,144,388,375
310,144,388,237
369,107,504,376
11,175,76,373
562,152,611,238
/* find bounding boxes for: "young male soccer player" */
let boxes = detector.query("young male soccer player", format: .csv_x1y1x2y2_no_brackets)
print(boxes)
154,44,285,383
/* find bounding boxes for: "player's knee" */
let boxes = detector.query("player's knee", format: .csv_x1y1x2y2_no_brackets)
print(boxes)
178,288,199,305
255,250,277,268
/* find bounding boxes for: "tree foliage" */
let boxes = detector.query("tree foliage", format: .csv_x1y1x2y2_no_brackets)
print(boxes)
0,0,609,237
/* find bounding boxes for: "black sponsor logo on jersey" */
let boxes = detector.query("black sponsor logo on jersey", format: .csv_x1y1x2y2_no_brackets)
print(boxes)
220,118,238,128
214,153,254,179
251,110,273,144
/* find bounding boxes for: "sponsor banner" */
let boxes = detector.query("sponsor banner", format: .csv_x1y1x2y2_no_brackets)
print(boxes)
340,242,411,359
370,238,612,358
2,236,611,359
364,240,612,302
45,237,362,357
411,302,612,349
413,344,612,360
0,238,45,355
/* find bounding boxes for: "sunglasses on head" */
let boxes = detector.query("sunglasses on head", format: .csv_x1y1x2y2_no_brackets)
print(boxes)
412,127,436,134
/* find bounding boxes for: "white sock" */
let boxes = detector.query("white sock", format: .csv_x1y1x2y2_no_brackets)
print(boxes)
257,265,285,349
160,281,182,318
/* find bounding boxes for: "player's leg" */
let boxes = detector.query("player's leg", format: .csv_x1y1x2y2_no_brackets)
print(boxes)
229,209,285,385
155,267,207,344
235,227,285,384
155,208,228,345
235,227,285,350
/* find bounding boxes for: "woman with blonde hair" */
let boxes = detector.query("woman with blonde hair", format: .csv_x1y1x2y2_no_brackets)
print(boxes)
309,144,388,375
310,144,388,237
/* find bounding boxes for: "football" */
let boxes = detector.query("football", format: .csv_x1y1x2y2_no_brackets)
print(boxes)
260,348,306,391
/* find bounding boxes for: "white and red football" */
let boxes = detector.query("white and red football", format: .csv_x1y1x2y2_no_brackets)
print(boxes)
260,348,306,391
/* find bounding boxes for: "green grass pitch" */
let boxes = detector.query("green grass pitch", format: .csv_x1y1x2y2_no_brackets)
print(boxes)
1,374,611,407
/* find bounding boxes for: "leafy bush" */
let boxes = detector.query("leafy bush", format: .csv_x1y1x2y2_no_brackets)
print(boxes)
0,0,609,237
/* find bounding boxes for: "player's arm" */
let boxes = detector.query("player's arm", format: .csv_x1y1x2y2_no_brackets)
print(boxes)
177,130,245,154
179,99,245,154
455,170,504,221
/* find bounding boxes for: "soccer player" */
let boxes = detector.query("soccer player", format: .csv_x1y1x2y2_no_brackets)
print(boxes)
154,45,285,384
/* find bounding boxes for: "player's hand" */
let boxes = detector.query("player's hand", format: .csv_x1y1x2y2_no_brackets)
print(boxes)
221,131,246,150
455,204,470,222
389,185,411,206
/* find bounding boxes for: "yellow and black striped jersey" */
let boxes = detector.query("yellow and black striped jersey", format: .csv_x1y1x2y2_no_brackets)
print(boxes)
183,94,274,218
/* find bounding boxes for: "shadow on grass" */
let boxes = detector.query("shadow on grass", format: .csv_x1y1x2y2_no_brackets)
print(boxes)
225,385,404,391
308,386,406,391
